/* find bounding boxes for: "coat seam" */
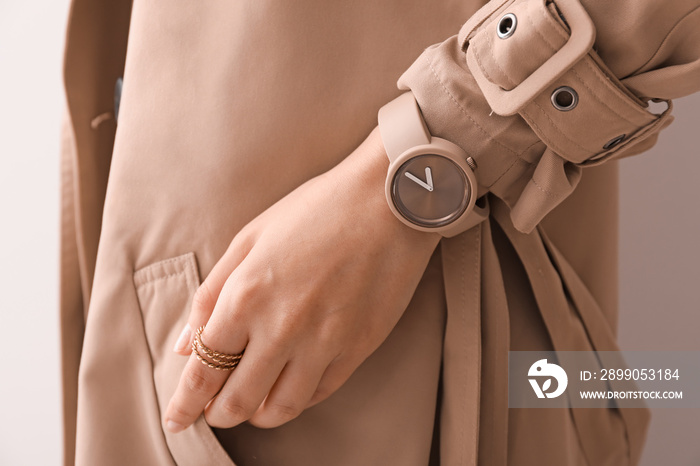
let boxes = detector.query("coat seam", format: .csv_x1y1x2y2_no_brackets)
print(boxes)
486,139,540,189
571,65,644,127
484,32,518,88
471,227,482,465
520,107,584,158
530,100,591,153
423,54,522,159
529,177,557,198
460,233,468,466
530,2,563,52
135,270,188,288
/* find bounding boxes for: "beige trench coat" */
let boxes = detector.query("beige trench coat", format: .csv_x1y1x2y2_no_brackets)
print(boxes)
59,0,700,465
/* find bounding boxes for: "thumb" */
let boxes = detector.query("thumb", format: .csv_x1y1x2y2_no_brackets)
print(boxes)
173,233,255,355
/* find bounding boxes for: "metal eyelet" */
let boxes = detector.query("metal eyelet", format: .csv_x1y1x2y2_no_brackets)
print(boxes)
550,86,578,111
497,13,517,39
603,134,626,150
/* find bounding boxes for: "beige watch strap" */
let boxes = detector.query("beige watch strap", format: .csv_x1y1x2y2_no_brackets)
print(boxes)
377,92,431,162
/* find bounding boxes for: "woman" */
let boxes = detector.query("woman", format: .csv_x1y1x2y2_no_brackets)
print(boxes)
59,0,700,464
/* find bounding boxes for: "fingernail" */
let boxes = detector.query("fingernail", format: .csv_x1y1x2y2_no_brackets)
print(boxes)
166,419,186,433
173,324,192,353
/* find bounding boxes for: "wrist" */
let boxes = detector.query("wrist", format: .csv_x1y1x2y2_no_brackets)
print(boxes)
333,127,442,249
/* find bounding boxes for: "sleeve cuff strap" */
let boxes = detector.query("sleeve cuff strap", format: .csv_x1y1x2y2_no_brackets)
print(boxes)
461,0,674,165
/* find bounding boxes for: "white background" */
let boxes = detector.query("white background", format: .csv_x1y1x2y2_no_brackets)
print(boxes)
0,1,698,464
0,1,68,464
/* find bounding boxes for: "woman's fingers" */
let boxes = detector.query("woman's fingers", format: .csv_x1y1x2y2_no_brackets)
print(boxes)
173,233,254,355
203,341,290,428
164,311,250,432
305,353,364,409
164,354,231,432
247,354,330,428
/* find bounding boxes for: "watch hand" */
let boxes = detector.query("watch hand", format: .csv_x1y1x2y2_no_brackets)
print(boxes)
424,166,433,188
405,167,434,192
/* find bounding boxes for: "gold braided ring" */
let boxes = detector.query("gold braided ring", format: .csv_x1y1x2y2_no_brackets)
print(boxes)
192,326,245,371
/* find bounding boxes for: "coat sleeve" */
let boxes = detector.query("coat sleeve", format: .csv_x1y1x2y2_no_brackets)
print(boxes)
397,0,700,232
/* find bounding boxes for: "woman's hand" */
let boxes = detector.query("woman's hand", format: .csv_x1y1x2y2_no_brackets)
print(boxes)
164,128,441,433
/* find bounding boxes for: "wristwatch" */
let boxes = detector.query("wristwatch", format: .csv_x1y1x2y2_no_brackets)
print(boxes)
378,92,488,237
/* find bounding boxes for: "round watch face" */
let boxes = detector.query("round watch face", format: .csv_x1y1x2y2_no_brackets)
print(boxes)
391,154,471,228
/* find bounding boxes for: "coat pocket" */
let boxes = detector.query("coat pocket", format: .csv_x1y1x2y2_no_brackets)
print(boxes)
134,252,235,466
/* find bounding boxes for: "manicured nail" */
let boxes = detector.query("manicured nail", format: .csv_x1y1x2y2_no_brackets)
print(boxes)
173,324,192,353
166,419,186,433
